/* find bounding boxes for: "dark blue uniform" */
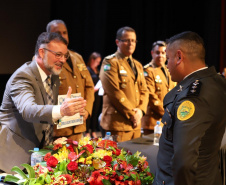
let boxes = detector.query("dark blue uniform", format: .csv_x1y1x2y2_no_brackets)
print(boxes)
154,67,226,185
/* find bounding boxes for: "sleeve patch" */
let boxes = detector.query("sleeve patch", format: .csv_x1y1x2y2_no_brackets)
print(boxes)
104,64,111,71
177,100,195,121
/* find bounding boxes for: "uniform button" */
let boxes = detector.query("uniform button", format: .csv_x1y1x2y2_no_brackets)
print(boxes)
74,76,76,78
83,75,86,78
76,85,79,88
59,76,62,79
114,110,117,113
136,98,138,101
154,101,159,105
123,79,126,82
120,97,125,102
136,90,138,92
135,82,137,84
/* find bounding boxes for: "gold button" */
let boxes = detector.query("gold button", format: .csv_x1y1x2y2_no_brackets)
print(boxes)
114,110,117,113
154,101,159,105
120,97,125,102
123,79,126,82
74,76,76,78
84,75,86,78
76,85,79,88
59,76,62,79
136,90,138,92
135,82,137,84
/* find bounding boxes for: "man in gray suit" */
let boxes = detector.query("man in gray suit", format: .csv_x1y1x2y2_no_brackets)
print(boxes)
0,32,86,173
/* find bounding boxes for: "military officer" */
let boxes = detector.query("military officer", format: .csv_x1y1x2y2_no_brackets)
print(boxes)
154,31,226,185
46,20,94,141
99,26,149,142
142,41,175,135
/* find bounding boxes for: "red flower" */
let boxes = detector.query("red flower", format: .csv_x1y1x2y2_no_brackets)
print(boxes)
67,144,74,152
44,152,51,162
47,156,58,168
68,151,85,161
112,148,121,156
87,171,108,185
60,174,72,184
53,143,62,150
67,161,78,172
83,144,94,154
103,156,112,167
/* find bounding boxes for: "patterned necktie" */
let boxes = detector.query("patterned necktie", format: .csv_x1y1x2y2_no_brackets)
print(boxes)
44,76,54,145
128,58,137,77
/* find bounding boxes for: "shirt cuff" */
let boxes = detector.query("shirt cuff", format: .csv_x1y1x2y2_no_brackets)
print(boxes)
52,105,62,123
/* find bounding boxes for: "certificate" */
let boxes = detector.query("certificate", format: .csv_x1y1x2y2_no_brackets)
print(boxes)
57,93,83,129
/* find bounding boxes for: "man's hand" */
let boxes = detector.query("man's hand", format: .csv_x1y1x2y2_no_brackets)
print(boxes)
80,109,89,121
60,87,87,117
130,108,143,128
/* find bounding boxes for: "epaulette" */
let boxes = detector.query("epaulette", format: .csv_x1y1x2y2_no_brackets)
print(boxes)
105,54,116,60
143,63,150,69
187,80,202,96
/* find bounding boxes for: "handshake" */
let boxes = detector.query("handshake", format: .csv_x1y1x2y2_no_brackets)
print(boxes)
60,86,88,120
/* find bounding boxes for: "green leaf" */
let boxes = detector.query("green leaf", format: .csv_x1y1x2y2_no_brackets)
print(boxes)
4,175,20,183
45,174,51,184
21,163,35,178
28,178,37,185
36,175,44,184
102,179,112,185
11,166,28,179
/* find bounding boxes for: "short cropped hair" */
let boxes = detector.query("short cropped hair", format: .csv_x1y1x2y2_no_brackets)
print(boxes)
166,31,205,61
152,40,166,50
35,32,68,55
116,26,136,40
46,20,67,32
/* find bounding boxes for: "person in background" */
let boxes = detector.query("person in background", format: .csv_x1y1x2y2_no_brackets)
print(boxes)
141,41,175,135
0,32,86,173
85,52,103,138
46,20,94,141
154,31,226,185
99,26,149,142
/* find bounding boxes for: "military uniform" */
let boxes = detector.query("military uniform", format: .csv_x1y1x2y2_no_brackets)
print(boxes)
53,50,94,141
154,67,226,185
141,61,175,132
99,51,149,142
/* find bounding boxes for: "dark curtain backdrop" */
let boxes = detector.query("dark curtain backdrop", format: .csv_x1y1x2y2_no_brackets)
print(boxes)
50,0,222,70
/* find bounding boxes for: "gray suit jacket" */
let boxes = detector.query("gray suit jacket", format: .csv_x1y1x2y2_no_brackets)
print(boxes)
0,60,60,173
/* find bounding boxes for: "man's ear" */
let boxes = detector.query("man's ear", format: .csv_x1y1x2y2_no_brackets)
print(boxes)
115,39,119,46
38,48,44,59
176,50,183,64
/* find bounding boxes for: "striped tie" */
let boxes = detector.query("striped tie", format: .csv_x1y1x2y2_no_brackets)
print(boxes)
44,76,54,145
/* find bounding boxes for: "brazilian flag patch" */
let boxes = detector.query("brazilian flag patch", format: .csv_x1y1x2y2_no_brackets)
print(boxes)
177,100,195,121
104,64,111,71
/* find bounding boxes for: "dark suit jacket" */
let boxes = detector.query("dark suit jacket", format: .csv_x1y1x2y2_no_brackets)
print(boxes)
154,67,226,185
0,60,60,173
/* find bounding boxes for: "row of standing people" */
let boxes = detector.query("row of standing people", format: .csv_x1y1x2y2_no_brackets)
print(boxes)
1,19,226,185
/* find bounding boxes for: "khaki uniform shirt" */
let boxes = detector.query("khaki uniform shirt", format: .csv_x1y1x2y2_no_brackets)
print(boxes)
53,50,94,137
141,61,175,130
99,51,149,131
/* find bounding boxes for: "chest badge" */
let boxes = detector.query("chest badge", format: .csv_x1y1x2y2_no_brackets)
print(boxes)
177,100,195,121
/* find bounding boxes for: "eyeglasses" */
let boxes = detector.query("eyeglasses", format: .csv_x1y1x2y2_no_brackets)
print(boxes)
119,39,138,44
43,48,70,60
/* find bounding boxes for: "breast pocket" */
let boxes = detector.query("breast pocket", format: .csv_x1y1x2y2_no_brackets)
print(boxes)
80,71,93,87
119,76,129,89
161,111,173,142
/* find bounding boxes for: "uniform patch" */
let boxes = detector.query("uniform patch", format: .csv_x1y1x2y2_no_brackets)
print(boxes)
144,71,148,77
104,64,111,71
177,100,195,121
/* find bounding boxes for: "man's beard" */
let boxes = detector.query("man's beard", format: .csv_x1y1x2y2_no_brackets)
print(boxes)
43,56,62,75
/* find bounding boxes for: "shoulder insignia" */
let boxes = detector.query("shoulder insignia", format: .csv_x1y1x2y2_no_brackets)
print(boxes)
187,80,202,96
177,100,195,121
105,54,115,60
104,64,111,71
144,71,148,77
143,63,150,69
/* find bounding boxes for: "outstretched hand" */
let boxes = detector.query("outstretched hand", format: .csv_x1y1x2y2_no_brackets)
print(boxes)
60,86,87,117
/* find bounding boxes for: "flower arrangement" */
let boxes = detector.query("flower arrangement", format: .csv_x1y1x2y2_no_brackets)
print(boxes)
4,137,154,185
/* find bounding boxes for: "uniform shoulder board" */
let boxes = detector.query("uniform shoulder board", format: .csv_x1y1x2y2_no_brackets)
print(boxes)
105,54,115,60
143,63,150,69
187,80,202,96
